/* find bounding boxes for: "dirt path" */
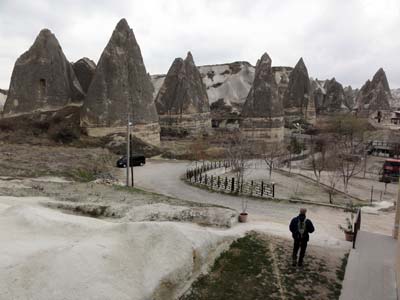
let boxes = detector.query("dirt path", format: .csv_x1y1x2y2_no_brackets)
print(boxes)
268,241,287,300
114,159,395,248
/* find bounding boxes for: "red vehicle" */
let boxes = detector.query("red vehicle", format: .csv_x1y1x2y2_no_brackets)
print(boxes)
380,159,400,182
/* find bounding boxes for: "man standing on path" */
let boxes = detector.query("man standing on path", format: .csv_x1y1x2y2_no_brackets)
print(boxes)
289,208,315,267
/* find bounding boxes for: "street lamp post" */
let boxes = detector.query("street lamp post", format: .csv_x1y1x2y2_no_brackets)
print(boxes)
126,113,131,187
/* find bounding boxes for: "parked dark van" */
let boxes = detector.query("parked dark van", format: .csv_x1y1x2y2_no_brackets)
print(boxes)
116,154,146,168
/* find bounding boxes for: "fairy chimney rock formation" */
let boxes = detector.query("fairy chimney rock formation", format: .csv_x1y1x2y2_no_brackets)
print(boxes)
72,58,96,93
356,68,392,112
81,18,160,145
283,58,315,123
155,52,211,138
343,86,357,110
3,29,84,115
322,78,347,113
240,52,284,142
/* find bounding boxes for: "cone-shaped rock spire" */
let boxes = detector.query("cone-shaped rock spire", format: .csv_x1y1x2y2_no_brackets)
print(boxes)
242,53,282,118
240,52,284,142
4,29,84,115
81,19,159,144
155,52,210,115
283,57,313,121
155,52,211,138
356,68,392,111
323,78,346,112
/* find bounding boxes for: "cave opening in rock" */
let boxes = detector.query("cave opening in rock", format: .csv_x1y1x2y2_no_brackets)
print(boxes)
39,78,46,98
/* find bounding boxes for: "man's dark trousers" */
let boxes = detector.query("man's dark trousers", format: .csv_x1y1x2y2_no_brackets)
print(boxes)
292,238,307,265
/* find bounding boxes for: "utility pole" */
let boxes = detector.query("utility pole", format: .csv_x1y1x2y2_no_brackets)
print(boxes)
130,133,134,187
393,177,400,239
126,113,131,187
130,101,135,187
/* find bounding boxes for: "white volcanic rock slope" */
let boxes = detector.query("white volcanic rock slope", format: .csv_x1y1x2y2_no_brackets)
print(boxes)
0,196,237,300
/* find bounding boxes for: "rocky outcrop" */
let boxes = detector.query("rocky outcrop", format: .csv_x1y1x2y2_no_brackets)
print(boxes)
0,89,7,112
152,62,255,129
199,61,255,110
391,88,400,108
0,106,81,143
343,86,358,110
283,58,314,123
81,19,160,145
155,52,211,138
240,53,284,142
322,78,346,113
273,66,292,103
153,61,255,110
72,58,96,93
356,68,392,112
3,29,84,116
311,78,353,114
310,79,326,115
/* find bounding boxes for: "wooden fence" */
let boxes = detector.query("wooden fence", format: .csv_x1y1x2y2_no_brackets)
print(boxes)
186,161,275,198
353,209,362,249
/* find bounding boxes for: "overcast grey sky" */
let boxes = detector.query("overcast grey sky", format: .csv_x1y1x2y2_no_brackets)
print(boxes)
0,0,399,89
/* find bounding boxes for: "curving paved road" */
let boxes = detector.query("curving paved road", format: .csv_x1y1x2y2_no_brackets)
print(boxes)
116,159,394,247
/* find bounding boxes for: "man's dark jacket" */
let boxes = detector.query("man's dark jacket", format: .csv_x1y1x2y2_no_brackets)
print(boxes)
289,215,315,242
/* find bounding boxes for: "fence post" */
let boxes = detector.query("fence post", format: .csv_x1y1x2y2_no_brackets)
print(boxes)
251,180,253,196
211,175,214,188
272,183,275,198
261,181,264,196
199,174,202,184
217,176,220,188
231,178,235,192
205,174,208,185
370,185,374,204
225,177,228,189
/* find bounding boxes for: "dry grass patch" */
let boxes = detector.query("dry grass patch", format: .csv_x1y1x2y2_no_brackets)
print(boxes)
181,232,348,300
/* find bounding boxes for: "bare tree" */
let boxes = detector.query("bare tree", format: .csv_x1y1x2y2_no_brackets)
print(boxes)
337,149,363,192
323,115,367,193
327,164,340,204
309,135,329,185
326,156,341,204
225,131,251,186
188,136,208,165
286,137,305,174
259,141,285,179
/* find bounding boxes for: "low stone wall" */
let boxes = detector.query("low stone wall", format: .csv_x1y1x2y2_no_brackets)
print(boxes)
84,122,161,146
159,112,211,139
239,117,284,142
